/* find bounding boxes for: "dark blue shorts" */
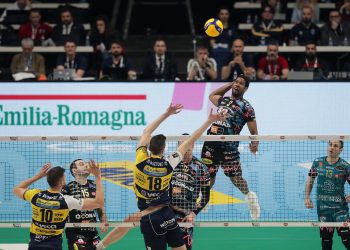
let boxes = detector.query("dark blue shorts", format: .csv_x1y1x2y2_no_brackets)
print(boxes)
28,233,62,250
140,206,184,250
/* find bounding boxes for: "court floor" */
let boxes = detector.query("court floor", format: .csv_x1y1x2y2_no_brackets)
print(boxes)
0,227,346,250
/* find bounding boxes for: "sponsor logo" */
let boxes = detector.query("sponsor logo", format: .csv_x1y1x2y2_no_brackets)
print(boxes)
312,222,319,227
12,223,21,228
283,223,288,227
35,222,57,229
0,105,146,131
201,158,213,165
252,222,260,227
75,213,96,220
160,218,175,228
36,198,60,209
144,165,167,176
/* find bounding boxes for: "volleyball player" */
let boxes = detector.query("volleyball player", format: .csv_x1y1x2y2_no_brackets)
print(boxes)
305,140,350,250
201,74,261,220
62,159,108,250
13,161,104,250
171,134,211,250
96,104,226,250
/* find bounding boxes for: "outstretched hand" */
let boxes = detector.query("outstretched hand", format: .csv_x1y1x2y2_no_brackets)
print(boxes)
165,103,183,116
88,160,101,178
208,108,228,122
36,163,51,179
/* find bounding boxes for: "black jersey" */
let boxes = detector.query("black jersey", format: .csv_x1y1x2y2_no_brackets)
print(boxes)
62,180,99,232
171,157,211,215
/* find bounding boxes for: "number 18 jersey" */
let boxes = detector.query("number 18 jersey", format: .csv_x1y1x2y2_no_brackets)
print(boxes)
134,146,182,210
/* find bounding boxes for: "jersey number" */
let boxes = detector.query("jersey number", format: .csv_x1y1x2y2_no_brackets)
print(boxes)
39,209,53,222
147,177,162,190
81,188,90,198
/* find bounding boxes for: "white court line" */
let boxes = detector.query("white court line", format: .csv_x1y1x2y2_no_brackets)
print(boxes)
0,244,27,250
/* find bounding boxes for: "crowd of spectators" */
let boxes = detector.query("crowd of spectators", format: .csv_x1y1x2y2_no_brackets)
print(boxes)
0,0,349,81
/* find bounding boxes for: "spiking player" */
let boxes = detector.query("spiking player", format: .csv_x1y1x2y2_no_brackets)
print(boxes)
96,104,226,250
13,161,104,250
171,134,211,250
201,74,261,220
305,140,350,250
62,159,108,250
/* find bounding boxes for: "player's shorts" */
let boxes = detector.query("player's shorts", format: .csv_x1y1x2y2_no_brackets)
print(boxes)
28,234,62,250
318,207,350,238
140,206,184,250
66,230,101,250
175,213,194,250
201,141,241,178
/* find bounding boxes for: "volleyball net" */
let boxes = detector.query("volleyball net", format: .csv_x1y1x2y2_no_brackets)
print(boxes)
0,135,349,228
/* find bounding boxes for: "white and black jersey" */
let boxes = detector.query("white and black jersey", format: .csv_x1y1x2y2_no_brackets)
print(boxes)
171,156,211,215
62,180,99,232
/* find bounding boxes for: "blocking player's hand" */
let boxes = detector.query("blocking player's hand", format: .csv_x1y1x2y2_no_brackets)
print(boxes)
305,198,314,209
88,160,101,178
36,163,51,179
345,195,350,203
208,108,228,123
182,211,196,223
100,223,109,233
249,141,259,154
165,103,183,116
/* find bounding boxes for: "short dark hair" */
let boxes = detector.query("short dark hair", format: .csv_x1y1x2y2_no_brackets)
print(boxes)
47,166,65,188
237,74,250,88
149,134,166,155
30,9,41,15
305,41,316,47
262,4,275,14
70,159,83,176
64,40,76,46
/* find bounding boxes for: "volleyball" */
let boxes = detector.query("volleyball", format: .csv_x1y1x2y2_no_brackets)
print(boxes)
204,18,223,37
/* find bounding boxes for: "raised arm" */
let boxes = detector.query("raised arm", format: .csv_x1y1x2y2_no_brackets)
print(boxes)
80,160,104,210
137,103,183,148
305,176,315,209
247,120,259,154
177,109,226,157
13,163,51,199
209,82,233,107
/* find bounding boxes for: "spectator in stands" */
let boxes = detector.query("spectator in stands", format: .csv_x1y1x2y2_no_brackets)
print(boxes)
261,0,287,20
18,9,53,46
209,6,238,80
291,0,320,24
338,0,350,22
320,9,350,45
257,42,289,80
56,40,87,78
251,4,284,45
90,15,119,75
52,8,85,46
0,0,31,23
91,16,119,55
187,45,217,81
289,6,321,45
10,38,45,76
100,40,136,81
221,38,255,81
293,41,329,79
142,37,179,81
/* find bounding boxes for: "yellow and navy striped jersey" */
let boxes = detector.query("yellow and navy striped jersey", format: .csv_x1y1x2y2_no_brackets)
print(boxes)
24,188,84,247
134,146,182,210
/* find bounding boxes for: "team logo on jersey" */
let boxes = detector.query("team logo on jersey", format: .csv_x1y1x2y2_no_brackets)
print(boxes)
336,166,345,171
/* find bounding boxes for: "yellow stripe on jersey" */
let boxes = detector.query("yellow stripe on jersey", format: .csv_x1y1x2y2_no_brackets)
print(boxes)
24,189,41,201
135,146,149,165
30,224,64,236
